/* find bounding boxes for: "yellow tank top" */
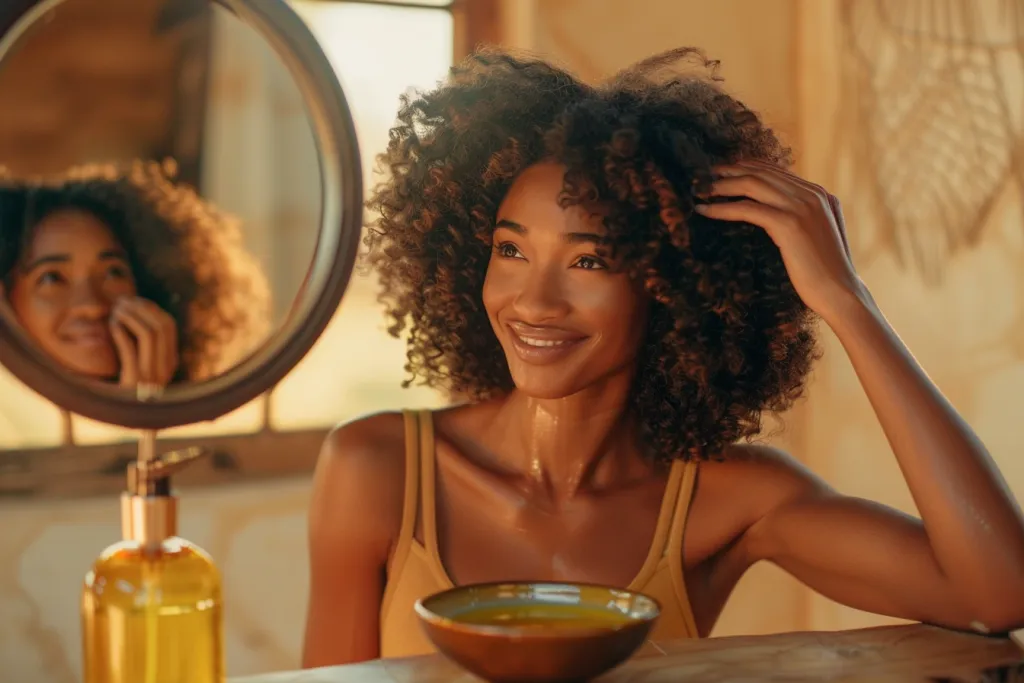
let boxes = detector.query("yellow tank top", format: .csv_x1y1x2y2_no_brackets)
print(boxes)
379,410,701,658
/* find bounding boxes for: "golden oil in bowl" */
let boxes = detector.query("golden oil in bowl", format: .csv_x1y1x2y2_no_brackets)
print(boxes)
415,582,660,683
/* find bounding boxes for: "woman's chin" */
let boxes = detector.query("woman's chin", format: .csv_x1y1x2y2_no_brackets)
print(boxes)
508,373,586,401
507,360,637,402
58,358,119,383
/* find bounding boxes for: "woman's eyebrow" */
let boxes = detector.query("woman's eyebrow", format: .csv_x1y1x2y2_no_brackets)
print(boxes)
565,232,601,244
495,218,525,233
22,253,69,273
496,219,601,244
97,248,129,262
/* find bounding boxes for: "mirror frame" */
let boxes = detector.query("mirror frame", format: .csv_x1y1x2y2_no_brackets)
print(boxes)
0,0,362,429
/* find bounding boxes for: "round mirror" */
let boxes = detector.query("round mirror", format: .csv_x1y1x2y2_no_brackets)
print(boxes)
0,0,362,429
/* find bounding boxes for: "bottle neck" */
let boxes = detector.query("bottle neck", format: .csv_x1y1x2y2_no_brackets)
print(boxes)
121,493,178,547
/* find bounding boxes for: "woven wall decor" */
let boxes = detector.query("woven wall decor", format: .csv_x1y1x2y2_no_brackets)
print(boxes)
836,0,1024,282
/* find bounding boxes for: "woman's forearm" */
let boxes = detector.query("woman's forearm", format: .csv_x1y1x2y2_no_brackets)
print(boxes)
821,283,1024,628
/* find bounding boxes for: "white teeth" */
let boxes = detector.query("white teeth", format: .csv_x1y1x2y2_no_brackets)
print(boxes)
517,336,569,348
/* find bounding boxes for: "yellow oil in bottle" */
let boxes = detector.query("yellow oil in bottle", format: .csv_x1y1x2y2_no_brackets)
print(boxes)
82,536,223,683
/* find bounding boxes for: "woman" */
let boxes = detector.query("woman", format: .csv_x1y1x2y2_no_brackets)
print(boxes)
302,48,1024,666
0,160,269,388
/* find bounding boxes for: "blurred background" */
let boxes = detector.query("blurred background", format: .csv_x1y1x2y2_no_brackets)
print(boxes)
1,0,1022,680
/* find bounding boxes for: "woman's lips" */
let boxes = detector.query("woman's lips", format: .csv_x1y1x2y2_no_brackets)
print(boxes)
506,323,587,365
61,325,112,349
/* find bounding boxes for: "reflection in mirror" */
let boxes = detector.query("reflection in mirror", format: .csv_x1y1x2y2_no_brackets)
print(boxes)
0,161,270,389
0,0,322,396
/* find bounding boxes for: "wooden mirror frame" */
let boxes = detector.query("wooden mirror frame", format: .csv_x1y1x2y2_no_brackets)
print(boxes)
0,0,362,430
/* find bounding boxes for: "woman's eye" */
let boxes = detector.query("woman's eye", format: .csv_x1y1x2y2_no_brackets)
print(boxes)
495,242,524,259
573,255,607,270
35,270,64,287
106,264,131,280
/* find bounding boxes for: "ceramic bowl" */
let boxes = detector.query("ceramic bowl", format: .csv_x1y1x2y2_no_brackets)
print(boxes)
414,582,661,683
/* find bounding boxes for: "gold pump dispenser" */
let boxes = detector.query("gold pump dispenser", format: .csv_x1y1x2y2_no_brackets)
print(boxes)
82,432,224,683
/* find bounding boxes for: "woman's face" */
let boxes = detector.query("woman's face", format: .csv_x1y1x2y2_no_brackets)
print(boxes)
483,162,649,399
7,208,136,379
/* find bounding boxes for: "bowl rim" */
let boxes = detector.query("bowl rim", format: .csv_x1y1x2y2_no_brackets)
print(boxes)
413,580,662,640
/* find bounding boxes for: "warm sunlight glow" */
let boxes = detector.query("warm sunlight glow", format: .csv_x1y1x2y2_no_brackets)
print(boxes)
270,1,453,430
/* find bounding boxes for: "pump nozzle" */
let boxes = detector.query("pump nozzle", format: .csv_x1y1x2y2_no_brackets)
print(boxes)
127,447,208,497
122,446,210,546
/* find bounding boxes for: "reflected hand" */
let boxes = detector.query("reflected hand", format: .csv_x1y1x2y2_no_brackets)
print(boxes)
694,159,860,318
110,297,179,389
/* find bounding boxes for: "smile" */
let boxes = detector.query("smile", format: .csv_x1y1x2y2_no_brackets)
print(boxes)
506,325,587,365
517,336,572,348
60,326,112,349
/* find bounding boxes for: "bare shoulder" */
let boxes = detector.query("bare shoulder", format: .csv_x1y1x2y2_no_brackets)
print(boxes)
694,443,836,545
317,411,408,492
320,410,408,470
308,411,411,558
713,442,832,495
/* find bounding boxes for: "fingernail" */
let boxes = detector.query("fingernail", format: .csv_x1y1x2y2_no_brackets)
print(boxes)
694,204,708,213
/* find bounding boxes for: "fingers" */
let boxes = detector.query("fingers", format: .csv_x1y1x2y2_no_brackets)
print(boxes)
712,162,828,208
110,298,179,387
698,161,849,246
733,160,853,261
131,299,178,383
701,172,794,211
112,302,154,385
694,199,794,240
722,160,843,214
110,316,139,388
733,159,813,186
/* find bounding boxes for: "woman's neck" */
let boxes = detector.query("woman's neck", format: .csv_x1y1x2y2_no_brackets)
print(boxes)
485,372,651,502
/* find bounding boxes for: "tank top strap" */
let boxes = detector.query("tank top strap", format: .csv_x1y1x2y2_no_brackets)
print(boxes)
380,410,424,620
416,410,453,586
417,410,440,555
628,459,684,588
667,460,700,636
667,460,699,547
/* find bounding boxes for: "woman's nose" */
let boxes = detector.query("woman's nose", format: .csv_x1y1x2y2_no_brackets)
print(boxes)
511,264,571,323
68,281,110,318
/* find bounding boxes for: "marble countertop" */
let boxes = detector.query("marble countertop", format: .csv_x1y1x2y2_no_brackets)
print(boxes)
231,624,1024,683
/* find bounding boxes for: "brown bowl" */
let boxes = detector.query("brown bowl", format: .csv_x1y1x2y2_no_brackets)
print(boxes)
414,582,660,683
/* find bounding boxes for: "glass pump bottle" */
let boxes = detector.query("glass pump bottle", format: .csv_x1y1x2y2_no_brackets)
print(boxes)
81,435,224,683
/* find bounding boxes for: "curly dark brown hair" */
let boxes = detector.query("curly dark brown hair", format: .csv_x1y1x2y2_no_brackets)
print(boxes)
0,160,271,382
364,47,819,462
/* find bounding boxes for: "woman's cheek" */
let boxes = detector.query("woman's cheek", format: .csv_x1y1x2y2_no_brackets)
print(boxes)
568,275,638,319
482,260,518,311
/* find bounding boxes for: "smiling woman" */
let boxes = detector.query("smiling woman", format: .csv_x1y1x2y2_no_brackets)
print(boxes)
8,205,148,383
302,45,1024,669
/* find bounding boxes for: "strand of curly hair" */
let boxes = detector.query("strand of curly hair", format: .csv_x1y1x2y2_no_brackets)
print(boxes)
364,47,819,463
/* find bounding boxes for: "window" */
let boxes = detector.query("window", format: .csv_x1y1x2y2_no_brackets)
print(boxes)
0,0,459,496
270,0,455,430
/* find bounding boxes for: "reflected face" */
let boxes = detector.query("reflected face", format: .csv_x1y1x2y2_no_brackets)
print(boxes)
7,209,136,379
482,163,649,399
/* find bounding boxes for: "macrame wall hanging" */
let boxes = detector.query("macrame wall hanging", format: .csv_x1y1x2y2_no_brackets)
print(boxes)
835,0,1024,283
